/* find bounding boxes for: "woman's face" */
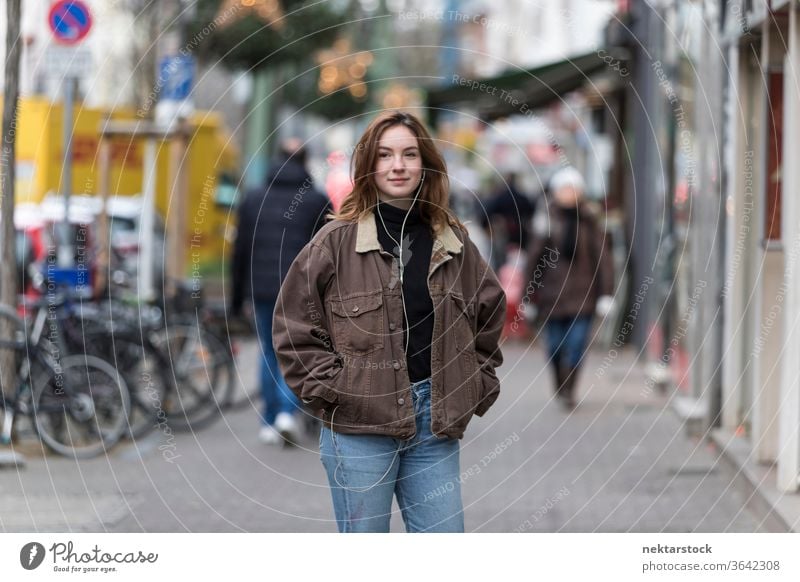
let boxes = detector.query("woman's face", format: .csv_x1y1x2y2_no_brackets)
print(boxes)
554,184,583,208
373,124,424,207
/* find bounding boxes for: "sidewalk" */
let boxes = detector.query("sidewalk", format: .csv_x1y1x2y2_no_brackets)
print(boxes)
463,341,762,532
709,429,800,532
0,340,764,532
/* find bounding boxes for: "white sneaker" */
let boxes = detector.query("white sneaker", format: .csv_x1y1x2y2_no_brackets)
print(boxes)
274,412,302,445
258,425,282,446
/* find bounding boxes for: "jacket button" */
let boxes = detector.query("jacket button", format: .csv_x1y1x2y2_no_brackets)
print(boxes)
397,398,405,405
389,322,396,331
352,306,360,313
393,362,401,370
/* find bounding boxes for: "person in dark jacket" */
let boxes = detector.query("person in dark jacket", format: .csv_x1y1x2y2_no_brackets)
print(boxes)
480,172,536,271
523,167,615,409
232,140,332,444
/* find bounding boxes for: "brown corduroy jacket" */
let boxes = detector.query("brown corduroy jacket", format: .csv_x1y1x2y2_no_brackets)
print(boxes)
273,211,506,440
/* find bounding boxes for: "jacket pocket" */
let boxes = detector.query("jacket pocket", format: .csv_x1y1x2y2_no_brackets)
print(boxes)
329,290,385,357
449,292,476,352
447,292,481,405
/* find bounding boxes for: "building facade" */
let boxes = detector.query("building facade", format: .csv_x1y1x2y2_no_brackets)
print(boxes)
625,0,799,506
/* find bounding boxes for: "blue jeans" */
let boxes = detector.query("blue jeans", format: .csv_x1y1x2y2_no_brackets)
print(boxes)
545,315,593,369
254,300,300,426
319,378,464,533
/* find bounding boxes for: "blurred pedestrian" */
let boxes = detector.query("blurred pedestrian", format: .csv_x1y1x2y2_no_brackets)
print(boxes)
523,167,614,409
273,111,506,532
232,138,332,445
480,172,536,271
324,150,353,212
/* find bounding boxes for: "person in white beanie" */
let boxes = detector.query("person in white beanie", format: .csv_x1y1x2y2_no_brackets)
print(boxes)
523,166,615,409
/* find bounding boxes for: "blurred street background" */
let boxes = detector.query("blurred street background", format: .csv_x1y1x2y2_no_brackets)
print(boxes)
1,0,799,532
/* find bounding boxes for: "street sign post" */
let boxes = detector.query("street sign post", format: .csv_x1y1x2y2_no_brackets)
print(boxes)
155,55,196,130
48,0,93,269
48,0,93,45
43,45,92,78
159,55,195,101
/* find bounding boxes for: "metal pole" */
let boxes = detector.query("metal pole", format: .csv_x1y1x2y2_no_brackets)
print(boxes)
243,68,273,190
94,135,111,297
139,138,157,302
59,77,76,267
166,125,188,298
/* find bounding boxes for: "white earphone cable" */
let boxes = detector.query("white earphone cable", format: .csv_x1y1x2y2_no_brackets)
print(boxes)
376,170,425,355
328,171,427,494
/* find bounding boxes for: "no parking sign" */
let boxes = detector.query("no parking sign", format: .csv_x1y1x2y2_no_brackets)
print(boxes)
48,0,93,45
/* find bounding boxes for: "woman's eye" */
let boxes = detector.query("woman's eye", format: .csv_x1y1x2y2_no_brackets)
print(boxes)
379,152,391,159
405,152,417,158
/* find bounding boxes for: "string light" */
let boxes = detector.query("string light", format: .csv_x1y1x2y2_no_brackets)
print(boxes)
315,38,373,100
216,0,285,30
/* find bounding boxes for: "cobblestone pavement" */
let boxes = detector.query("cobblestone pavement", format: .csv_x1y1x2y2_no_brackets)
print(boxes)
0,340,764,532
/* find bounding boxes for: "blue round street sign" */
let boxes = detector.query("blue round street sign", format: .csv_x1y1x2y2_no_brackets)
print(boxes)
48,0,93,45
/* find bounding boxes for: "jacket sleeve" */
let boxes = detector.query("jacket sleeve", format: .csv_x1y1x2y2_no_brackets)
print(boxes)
272,240,344,408
466,238,507,417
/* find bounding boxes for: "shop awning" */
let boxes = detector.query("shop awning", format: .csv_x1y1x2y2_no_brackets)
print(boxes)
426,50,627,121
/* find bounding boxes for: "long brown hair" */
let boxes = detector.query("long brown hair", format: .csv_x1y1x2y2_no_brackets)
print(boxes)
330,110,466,235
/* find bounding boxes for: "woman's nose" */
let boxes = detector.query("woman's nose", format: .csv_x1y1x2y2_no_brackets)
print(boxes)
391,155,406,172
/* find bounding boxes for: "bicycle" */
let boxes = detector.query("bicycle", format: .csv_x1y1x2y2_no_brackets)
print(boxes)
0,304,130,459
45,294,229,437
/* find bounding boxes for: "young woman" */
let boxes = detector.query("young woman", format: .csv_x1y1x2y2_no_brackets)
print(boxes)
524,166,614,409
272,111,506,532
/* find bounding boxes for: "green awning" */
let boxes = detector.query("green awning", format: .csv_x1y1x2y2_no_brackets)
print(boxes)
426,50,626,121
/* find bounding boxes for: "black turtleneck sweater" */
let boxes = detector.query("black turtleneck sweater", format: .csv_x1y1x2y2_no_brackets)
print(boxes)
374,200,434,382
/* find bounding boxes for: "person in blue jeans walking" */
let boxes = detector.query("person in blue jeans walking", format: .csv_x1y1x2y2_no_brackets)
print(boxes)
252,301,301,439
232,139,332,445
523,167,615,409
273,111,507,532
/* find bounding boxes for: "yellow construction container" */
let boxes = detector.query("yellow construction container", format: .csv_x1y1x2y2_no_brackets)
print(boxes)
7,97,239,281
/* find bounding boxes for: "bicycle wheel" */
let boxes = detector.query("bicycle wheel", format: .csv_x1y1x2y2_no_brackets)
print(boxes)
151,323,230,431
32,354,130,458
83,330,171,440
0,305,28,443
222,338,260,410
0,305,26,397
167,312,240,410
